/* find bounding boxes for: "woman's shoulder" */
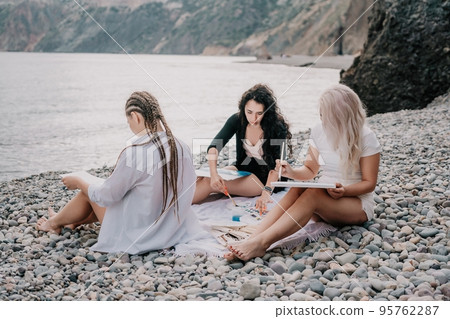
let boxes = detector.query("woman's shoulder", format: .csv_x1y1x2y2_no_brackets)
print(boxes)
361,125,381,155
362,125,379,141
222,113,241,130
227,113,240,124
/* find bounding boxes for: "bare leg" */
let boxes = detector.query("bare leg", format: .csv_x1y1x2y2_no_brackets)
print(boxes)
66,211,98,230
223,187,306,260
226,188,367,261
250,187,306,238
36,192,106,234
192,177,214,204
45,207,97,230
192,167,265,204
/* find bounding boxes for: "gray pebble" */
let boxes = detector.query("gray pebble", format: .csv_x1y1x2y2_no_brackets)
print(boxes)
309,279,325,295
323,288,341,300
239,282,261,300
270,261,288,274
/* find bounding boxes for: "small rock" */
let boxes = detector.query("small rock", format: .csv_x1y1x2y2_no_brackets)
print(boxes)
335,253,357,265
309,279,325,295
17,216,27,224
239,282,261,300
323,288,340,300
314,250,335,262
270,261,288,274
419,228,439,238
288,261,306,273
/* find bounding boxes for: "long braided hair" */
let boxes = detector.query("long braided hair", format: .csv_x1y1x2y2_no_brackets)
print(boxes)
120,91,180,219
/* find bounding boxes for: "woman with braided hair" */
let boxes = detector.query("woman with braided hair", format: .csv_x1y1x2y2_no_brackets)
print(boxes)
37,91,215,255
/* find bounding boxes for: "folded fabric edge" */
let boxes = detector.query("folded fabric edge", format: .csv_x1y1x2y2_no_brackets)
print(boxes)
269,222,337,251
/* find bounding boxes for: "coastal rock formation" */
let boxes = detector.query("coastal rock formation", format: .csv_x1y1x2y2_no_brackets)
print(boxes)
340,0,450,115
0,0,371,56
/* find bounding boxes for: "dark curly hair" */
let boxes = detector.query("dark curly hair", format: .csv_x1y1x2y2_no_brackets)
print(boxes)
238,83,292,169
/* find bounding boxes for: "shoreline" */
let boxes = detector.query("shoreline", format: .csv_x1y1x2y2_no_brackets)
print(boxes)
0,94,449,301
245,54,356,70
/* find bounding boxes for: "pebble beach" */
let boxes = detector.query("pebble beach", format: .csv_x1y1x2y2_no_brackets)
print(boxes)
0,94,449,301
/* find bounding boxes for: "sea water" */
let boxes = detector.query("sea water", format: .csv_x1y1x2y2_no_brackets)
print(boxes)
0,52,340,182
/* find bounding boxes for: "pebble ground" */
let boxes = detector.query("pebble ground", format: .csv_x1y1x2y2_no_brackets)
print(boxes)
0,94,449,301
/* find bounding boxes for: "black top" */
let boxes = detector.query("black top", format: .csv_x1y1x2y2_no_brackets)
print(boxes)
208,113,288,173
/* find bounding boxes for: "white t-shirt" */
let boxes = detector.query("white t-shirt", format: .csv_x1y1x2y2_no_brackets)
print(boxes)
309,124,381,220
309,124,381,186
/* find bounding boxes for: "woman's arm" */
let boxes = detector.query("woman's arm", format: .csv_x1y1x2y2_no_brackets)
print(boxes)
207,114,239,156
254,169,278,212
206,147,226,192
87,151,146,207
279,146,320,181
61,176,89,195
206,114,239,192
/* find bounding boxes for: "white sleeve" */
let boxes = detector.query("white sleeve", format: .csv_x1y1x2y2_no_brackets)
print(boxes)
361,129,381,157
88,150,146,207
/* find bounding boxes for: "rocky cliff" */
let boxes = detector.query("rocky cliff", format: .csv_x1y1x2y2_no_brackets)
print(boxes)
340,0,450,115
0,0,372,56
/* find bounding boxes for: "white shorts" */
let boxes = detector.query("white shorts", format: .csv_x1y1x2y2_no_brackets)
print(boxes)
358,192,375,221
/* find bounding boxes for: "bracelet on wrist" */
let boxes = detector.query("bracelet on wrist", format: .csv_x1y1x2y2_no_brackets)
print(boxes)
263,186,273,195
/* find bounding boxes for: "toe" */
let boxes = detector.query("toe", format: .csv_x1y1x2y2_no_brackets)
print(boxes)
224,252,234,261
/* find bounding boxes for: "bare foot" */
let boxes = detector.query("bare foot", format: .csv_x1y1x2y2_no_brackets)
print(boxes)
48,207,57,218
224,252,237,261
48,207,78,230
36,208,61,234
225,237,267,261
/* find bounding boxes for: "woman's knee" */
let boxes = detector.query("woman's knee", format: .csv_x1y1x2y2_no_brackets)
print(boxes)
246,173,263,188
75,191,89,200
301,188,326,200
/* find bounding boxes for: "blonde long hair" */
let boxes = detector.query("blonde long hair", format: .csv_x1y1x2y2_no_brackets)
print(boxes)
319,84,366,177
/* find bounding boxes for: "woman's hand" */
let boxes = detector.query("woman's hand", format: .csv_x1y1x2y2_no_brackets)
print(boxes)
61,176,81,190
255,191,273,215
327,183,345,199
275,159,293,179
210,174,226,193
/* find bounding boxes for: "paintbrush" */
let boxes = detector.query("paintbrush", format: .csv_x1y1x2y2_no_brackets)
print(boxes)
278,141,285,181
224,186,238,207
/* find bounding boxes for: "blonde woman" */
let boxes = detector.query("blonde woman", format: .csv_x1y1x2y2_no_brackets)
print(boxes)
225,84,381,261
37,91,213,255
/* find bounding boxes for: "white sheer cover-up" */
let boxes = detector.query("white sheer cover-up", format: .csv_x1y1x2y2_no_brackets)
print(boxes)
88,132,223,256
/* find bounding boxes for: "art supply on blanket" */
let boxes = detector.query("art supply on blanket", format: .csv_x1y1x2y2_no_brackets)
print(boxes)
278,141,285,180
228,203,263,223
209,225,256,246
230,205,243,222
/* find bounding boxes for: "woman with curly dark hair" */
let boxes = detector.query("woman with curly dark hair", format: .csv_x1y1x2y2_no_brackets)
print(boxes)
193,84,292,213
